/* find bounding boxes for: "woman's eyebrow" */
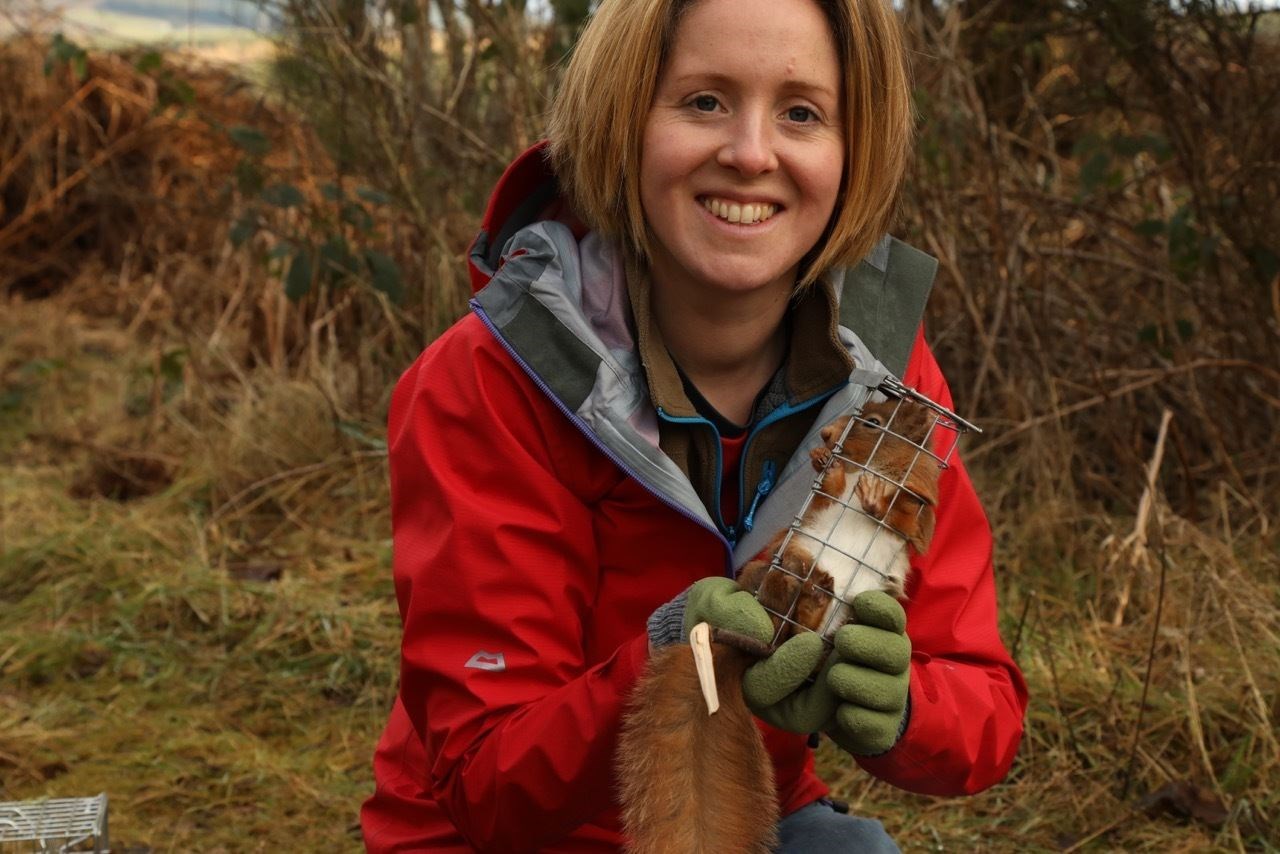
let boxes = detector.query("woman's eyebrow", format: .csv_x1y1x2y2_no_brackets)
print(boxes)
665,70,839,101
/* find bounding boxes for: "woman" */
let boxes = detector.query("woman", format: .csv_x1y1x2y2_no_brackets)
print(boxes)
361,0,1027,850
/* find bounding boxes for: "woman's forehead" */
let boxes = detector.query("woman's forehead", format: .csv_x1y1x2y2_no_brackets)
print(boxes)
660,0,841,94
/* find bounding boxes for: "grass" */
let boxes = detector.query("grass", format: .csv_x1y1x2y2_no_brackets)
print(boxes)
3,242,1276,854
0,302,399,852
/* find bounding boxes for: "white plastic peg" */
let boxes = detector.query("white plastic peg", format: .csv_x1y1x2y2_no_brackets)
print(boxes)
690,621,719,715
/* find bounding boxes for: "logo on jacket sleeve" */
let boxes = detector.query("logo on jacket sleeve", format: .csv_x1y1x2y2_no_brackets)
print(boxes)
465,650,507,672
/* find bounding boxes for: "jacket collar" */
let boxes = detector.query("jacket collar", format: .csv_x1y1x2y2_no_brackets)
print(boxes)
626,259,856,422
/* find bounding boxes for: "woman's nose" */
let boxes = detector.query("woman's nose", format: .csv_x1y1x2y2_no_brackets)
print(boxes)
715,111,778,176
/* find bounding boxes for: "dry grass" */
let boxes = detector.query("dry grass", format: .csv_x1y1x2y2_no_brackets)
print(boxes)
2,2,1279,851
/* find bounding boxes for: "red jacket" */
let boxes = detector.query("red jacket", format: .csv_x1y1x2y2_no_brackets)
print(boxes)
361,147,1027,852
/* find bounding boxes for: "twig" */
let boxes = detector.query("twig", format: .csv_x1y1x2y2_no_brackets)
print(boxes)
208,450,384,524
968,361,1275,461
709,627,774,659
1010,589,1036,663
1120,538,1168,800
1111,408,1174,626
1043,628,1090,770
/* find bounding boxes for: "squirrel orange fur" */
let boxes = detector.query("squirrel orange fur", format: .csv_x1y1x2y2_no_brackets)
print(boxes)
617,400,941,853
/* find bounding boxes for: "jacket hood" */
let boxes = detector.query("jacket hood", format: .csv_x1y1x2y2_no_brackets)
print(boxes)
468,142,561,294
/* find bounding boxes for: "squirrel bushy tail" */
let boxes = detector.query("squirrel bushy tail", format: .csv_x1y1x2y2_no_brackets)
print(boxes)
618,642,779,854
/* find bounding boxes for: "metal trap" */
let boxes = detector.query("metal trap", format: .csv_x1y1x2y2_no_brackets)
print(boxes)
0,794,109,853
744,376,979,647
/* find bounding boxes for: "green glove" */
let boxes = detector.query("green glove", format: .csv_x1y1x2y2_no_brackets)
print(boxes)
681,577,775,645
742,591,911,756
825,591,912,756
742,631,837,732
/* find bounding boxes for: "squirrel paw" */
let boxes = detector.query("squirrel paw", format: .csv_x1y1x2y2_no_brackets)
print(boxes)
810,445,834,472
855,472,893,519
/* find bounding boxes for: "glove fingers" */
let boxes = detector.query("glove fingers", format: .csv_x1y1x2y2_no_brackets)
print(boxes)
713,590,777,645
834,705,902,756
828,663,909,712
851,590,906,634
687,577,775,645
833,625,910,673
742,632,827,708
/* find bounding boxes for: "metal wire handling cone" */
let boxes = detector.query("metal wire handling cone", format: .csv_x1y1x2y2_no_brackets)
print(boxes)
750,378,979,647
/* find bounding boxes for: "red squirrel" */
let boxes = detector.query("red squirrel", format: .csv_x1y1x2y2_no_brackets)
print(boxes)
617,400,941,854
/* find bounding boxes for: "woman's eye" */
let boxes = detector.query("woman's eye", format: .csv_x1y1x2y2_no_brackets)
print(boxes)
692,95,720,112
786,106,818,123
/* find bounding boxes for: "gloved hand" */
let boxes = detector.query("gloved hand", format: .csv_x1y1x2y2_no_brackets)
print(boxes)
825,590,912,756
646,576,775,651
742,591,912,756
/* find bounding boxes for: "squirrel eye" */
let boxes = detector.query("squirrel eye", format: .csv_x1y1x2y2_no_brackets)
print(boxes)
865,415,883,427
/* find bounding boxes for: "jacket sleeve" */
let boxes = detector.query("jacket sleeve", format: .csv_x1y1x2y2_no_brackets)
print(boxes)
388,320,650,852
855,330,1029,795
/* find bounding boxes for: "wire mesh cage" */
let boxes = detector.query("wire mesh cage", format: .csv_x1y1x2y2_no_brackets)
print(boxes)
0,794,109,854
739,377,979,647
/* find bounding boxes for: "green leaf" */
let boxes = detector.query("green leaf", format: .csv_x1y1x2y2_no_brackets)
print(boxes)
364,250,404,303
1175,319,1195,341
321,183,344,202
1071,133,1102,159
320,236,359,283
1111,134,1143,158
261,183,306,209
395,0,421,25
21,357,65,377
135,50,163,73
159,349,187,384
268,241,294,261
1140,132,1173,162
229,126,271,157
337,420,388,451
1135,219,1165,238
229,215,258,248
234,159,264,196
0,386,26,413
356,186,392,206
158,77,195,108
1247,246,1279,283
45,33,88,79
1078,151,1111,195
341,202,375,232
285,250,314,301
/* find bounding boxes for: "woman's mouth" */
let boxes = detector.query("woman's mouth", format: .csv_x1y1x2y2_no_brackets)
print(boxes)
699,196,780,225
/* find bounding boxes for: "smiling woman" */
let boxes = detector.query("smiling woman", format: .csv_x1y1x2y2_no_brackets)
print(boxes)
361,0,1026,851
638,0,847,424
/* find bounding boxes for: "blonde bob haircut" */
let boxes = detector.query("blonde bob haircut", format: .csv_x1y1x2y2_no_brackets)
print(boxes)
547,0,913,287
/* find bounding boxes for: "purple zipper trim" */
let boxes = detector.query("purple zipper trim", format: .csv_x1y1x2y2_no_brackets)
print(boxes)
470,299,735,575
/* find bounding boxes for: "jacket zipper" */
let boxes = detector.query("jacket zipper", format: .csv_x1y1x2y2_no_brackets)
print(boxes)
471,301,736,574
740,459,776,535
734,384,845,534
654,407,734,547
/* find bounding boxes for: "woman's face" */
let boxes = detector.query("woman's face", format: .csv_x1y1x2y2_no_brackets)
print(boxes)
640,0,844,303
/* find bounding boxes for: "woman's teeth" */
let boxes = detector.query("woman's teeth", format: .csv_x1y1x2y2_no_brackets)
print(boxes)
701,197,778,225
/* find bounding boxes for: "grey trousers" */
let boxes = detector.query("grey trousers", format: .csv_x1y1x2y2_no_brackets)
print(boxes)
775,800,901,853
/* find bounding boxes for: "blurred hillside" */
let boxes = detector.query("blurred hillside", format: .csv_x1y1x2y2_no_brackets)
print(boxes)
1,1,1277,851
